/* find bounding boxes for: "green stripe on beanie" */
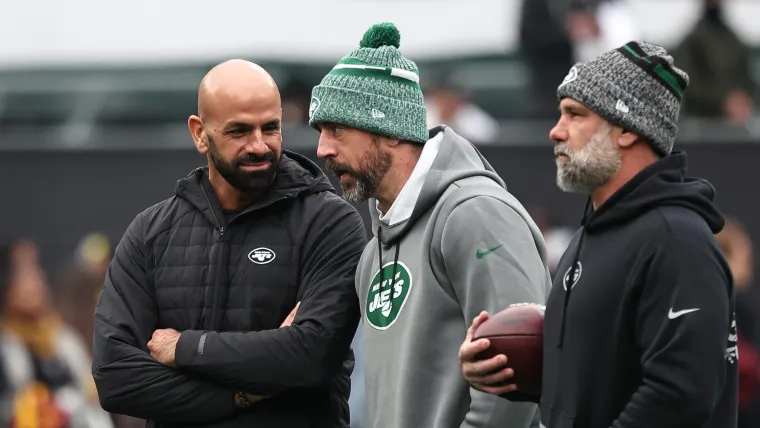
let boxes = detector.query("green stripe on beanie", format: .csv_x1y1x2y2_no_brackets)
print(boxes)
619,43,686,99
337,57,420,75
309,22,428,144
327,63,420,89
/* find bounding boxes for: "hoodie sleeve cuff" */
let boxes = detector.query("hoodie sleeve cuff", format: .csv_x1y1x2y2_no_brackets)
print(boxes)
175,330,206,369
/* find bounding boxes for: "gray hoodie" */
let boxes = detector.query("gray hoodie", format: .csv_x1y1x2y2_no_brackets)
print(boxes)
355,126,552,428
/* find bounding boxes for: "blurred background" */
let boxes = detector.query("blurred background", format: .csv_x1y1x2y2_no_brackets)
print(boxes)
0,0,758,427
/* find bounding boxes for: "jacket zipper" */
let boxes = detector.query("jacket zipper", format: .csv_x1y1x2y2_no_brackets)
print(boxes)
200,182,226,331
209,226,225,330
201,186,291,330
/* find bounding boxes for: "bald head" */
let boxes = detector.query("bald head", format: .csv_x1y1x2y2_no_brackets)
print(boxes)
188,59,284,199
198,59,280,121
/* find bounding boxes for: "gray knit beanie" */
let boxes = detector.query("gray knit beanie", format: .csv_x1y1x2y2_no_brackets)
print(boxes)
308,23,428,143
557,41,689,157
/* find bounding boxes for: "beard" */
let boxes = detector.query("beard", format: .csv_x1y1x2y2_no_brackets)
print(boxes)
207,135,280,192
325,138,392,204
555,122,621,193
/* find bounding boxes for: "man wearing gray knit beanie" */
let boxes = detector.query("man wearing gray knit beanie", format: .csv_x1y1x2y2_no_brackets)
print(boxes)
460,41,738,428
311,22,550,428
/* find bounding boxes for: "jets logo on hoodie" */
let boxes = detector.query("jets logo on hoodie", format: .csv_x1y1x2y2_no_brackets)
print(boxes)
366,261,413,330
725,316,738,364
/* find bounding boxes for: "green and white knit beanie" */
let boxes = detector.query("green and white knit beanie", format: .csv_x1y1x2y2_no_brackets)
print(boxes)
557,41,690,157
308,22,428,144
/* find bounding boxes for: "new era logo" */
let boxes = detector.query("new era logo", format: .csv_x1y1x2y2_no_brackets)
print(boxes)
371,108,385,119
616,100,630,113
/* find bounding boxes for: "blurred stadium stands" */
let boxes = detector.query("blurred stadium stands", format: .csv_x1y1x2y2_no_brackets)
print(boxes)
1,49,759,149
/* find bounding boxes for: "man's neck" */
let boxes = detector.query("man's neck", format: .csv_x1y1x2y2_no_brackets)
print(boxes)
591,148,659,210
591,174,628,210
208,170,262,211
375,149,422,215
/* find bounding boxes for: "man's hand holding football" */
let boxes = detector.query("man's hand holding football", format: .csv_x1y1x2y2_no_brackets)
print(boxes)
459,311,516,395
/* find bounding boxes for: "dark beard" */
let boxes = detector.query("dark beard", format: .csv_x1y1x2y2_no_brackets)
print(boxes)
325,139,391,204
208,135,280,191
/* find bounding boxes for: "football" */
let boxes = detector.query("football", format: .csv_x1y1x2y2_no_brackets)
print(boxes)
472,303,545,396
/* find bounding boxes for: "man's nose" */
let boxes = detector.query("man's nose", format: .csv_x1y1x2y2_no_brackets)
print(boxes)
316,131,336,159
549,121,567,145
244,130,270,155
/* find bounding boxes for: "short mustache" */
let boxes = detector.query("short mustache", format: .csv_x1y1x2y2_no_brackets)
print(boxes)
237,152,276,165
325,158,353,175
554,144,571,157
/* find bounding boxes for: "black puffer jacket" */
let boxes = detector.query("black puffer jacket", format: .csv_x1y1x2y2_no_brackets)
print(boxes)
93,151,367,427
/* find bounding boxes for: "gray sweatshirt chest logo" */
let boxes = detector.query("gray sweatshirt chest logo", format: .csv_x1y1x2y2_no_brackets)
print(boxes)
366,261,413,330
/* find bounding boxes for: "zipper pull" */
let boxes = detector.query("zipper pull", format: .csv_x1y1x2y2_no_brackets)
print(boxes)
219,227,225,240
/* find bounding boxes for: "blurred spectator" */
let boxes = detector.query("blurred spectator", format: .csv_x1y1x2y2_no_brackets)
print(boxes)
519,0,639,119
529,206,574,277
56,233,112,353
55,234,145,428
674,0,757,125
716,217,760,428
571,0,640,64
518,0,599,118
0,239,113,428
281,77,314,125
282,99,306,125
425,84,499,144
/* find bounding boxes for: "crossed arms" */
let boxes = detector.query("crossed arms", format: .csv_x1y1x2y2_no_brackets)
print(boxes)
92,204,366,423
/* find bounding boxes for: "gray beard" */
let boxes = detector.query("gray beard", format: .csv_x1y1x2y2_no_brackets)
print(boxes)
340,175,377,204
332,138,392,205
555,123,621,193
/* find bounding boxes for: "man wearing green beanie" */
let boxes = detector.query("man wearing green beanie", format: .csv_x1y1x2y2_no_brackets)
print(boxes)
310,22,550,428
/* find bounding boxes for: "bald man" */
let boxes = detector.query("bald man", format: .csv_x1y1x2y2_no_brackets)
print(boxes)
92,60,366,428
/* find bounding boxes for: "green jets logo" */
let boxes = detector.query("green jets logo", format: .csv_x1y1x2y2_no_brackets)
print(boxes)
308,96,321,120
366,261,413,330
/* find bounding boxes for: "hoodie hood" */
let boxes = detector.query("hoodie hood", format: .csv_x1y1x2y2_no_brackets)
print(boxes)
176,149,335,228
583,151,724,234
370,126,507,244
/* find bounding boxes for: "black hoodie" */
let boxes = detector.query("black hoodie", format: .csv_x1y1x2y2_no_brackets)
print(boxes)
93,151,367,427
511,152,738,427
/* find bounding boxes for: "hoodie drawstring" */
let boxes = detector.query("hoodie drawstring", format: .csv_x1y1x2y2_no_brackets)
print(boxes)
558,197,592,348
377,227,383,281
377,226,401,316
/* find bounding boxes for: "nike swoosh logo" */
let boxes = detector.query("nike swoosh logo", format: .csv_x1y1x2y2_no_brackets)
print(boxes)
476,244,504,259
668,308,700,319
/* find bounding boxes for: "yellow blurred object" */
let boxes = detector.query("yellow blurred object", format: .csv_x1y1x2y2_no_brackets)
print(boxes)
76,233,111,266
12,382,67,428
2,315,61,359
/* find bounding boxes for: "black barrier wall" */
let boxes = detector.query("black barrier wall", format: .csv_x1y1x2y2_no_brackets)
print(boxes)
1,143,758,293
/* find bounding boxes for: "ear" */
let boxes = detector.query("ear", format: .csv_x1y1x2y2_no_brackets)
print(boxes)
615,127,640,149
188,115,208,154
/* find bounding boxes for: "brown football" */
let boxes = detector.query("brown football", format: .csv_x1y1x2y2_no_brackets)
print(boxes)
472,303,545,396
